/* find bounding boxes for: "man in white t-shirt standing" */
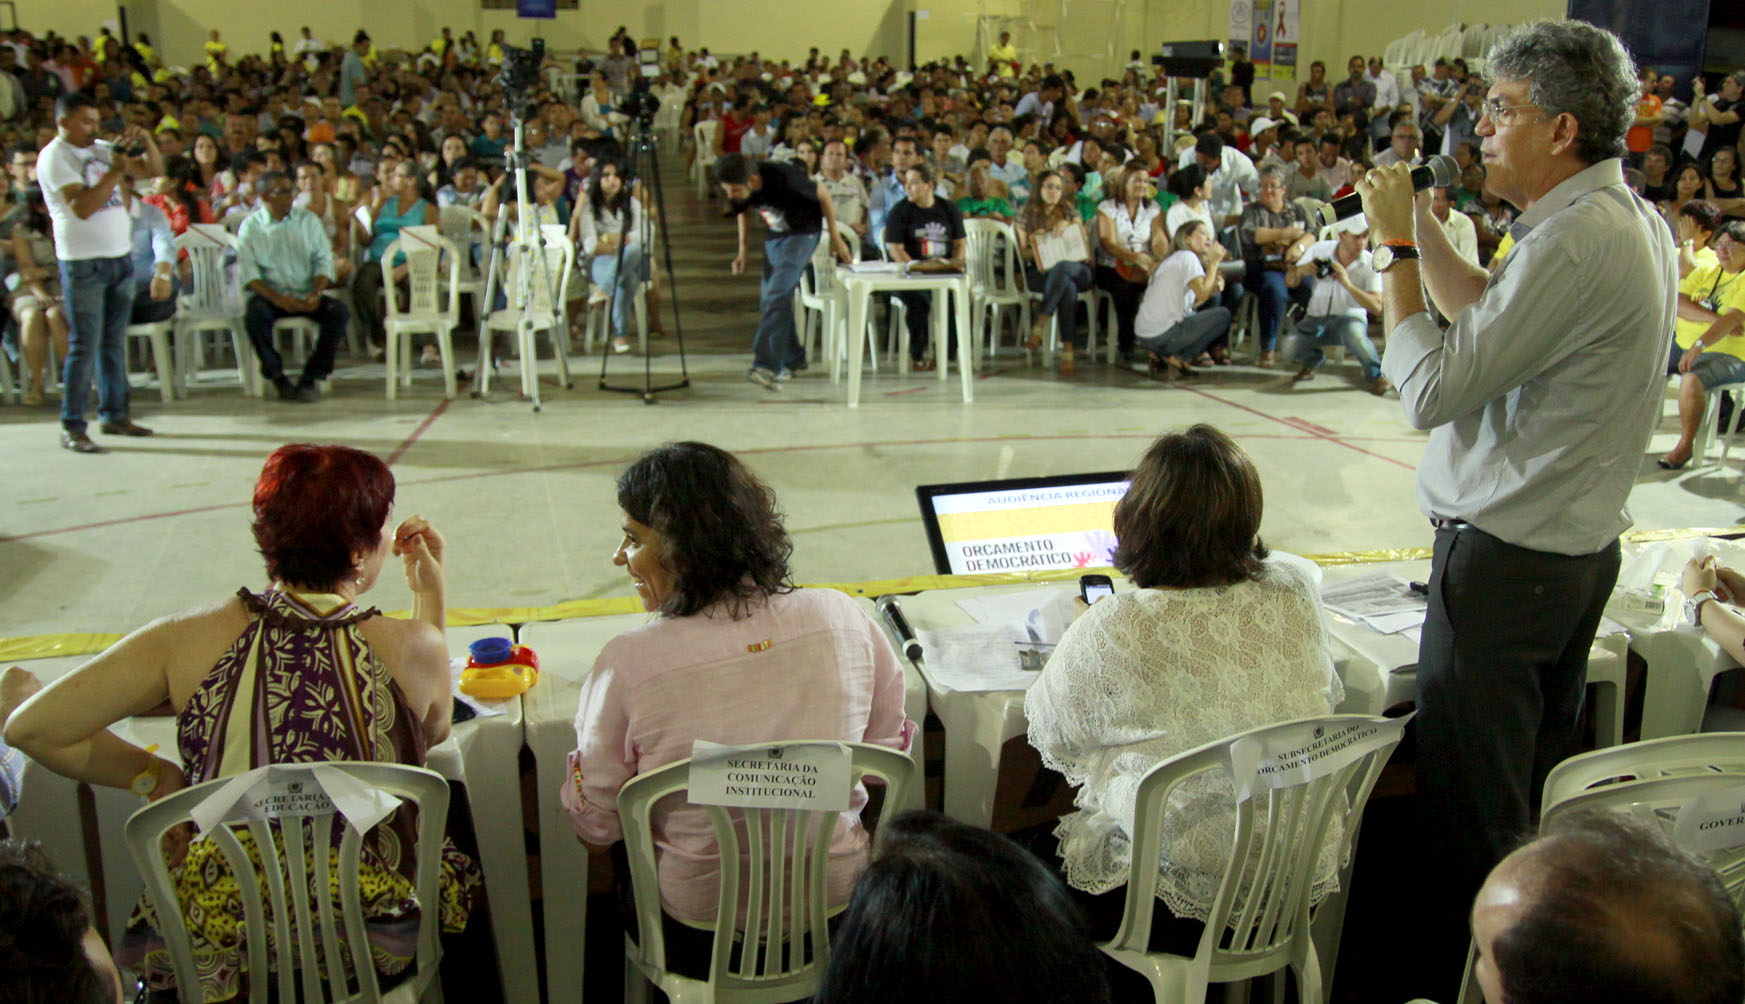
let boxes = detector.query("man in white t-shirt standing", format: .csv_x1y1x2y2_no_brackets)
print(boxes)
37,92,164,452
1281,214,1388,393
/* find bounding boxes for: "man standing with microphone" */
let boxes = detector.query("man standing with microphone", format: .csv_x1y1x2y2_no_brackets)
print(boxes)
1354,20,1674,996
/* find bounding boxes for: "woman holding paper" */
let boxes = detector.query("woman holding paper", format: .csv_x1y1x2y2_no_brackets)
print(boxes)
2,444,480,1001
1024,425,1344,948
563,441,913,964
1015,170,1095,374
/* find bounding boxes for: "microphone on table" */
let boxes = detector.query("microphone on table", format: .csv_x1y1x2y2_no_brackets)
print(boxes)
1317,155,1458,228
875,595,925,663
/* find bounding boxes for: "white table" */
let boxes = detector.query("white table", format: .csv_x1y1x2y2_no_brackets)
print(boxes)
519,612,650,1004
857,597,930,815
1614,537,1745,740
841,271,974,407
7,627,540,1004
1318,561,1429,716
885,583,1052,828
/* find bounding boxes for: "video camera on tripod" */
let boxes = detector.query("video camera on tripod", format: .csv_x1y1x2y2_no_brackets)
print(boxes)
621,78,661,128
497,37,546,116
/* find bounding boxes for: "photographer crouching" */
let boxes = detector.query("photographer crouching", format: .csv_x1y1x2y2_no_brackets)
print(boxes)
1281,214,1389,394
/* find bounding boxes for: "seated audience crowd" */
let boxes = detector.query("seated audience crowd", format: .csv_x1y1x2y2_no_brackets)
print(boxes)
6,26,1740,419
4,21,1745,1004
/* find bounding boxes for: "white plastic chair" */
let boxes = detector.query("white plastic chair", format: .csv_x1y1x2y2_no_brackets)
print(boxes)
964,219,1029,369
173,224,258,396
797,222,870,382
1540,732,1745,814
381,228,463,399
479,223,573,410
126,761,448,1004
693,120,720,197
125,319,177,402
436,205,490,317
1101,715,1404,1004
221,207,253,233
1453,734,1745,1004
1542,770,1745,899
1686,381,1745,468
618,742,916,1004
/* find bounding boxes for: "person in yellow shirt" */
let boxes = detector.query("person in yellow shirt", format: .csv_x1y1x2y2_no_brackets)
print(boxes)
988,30,1018,79
1661,219,1745,469
432,28,452,58
487,30,506,66
134,33,156,66
1674,199,1722,278
204,29,227,71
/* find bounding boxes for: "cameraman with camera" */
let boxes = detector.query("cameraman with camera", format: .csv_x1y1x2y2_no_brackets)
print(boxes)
1282,214,1388,394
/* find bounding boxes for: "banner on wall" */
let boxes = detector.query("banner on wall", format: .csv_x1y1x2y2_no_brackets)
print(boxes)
1228,0,1253,56
1233,0,1300,82
516,0,558,18
1271,0,1298,73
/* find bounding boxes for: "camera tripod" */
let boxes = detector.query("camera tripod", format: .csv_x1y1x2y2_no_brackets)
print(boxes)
596,116,689,403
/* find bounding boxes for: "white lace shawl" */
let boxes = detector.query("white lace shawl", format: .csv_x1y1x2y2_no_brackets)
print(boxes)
1024,556,1347,922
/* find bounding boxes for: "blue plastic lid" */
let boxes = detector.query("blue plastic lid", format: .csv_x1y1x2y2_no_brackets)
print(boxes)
469,637,514,665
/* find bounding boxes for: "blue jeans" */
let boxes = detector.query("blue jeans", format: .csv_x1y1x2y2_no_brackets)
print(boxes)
1282,314,1382,381
59,255,135,432
1245,263,1314,352
753,232,818,373
1138,306,1232,360
1025,262,1093,347
590,245,647,338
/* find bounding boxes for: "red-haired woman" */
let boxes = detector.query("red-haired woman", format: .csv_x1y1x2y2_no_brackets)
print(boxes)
3,443,480,1002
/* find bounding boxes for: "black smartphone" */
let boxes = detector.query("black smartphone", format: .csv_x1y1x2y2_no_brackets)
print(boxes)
1080,573,1114,605
451,695,477,724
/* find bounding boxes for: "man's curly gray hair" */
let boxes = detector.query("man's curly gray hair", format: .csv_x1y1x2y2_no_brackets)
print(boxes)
1486,20,1638,166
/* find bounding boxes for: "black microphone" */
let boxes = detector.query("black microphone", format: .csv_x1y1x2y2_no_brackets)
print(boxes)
1317,155,1458,228
875,595,925,663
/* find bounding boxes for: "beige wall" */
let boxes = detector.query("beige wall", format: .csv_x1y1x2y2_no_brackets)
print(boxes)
35,0,1563,84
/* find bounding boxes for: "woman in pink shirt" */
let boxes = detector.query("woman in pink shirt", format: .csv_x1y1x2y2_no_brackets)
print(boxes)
561,441,913,972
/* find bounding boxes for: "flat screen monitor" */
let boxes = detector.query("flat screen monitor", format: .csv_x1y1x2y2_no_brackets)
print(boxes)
915,472,1131,575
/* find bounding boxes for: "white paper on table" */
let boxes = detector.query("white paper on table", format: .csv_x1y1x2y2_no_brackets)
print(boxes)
956,587,1071,630
1594,617,1630,637
448,656,509,718
1321,573,1425,620
917,625,1040,693
1400,626,1423,645
841,261,899,273
1362,610,1427,635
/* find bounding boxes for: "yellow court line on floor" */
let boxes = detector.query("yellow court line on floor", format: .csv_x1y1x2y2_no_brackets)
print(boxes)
4,525,1739,663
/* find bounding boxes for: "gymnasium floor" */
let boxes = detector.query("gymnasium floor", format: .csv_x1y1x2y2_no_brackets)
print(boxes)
2,160,1741,646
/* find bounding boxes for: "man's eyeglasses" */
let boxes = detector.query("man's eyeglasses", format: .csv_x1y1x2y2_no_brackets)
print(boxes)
264,187,295,198
1481,99,1540,125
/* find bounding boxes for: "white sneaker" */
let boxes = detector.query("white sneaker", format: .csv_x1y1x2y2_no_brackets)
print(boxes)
746,367,781,391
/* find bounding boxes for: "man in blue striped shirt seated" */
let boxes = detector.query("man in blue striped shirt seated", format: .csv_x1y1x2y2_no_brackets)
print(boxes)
235,171,348,403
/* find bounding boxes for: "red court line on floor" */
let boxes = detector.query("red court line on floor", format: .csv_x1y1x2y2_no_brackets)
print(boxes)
385,396,454,467
1184,387,1417,470
1,430,1422,542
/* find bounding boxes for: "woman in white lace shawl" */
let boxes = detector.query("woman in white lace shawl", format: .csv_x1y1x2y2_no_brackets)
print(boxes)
1024,424,1344,948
